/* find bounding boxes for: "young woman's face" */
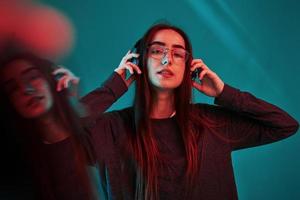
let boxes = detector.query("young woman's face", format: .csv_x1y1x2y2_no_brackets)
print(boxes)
146,29,188,91
0,59,53,119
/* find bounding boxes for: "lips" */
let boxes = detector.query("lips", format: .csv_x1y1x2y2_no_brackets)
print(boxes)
26,96,45,107
157,69,174,78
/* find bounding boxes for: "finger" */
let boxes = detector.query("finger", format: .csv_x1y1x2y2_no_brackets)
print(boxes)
124,64,134,74
71,77,80,84
120,52,138,66
120,50,130,63
127,62,142,74
57,75,71,91
190,59,210,72
65,75,80,88
199,69,209,80
190,62,208,73
56,74,70,91
52,67,69,75
58,76,68,91
124,53,140,62
64,76,73,89
190,63,205,72
192,81,204,92
191,59,203,66
52,68,78,83
56,77,65,91
123,50,130,58
192,58,203,62
56,81,61,91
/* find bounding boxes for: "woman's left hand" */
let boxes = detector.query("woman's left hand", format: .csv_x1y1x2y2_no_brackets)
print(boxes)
191,59,224,97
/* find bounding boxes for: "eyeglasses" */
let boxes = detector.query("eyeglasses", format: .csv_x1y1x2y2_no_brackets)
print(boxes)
147,45,190,64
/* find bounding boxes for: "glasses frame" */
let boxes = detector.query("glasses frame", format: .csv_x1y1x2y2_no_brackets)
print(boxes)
147,44,190,63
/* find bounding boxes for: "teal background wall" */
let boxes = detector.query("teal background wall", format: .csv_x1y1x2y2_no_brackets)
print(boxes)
41,0,300,199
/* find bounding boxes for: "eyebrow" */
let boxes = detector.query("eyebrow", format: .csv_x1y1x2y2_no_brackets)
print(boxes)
149,41,186,50
21,67,39,76
1,67,39,86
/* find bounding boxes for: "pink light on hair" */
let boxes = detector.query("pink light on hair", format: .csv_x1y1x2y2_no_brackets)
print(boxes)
0,1,74,60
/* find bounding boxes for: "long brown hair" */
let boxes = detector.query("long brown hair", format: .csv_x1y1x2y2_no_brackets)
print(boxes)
128,23,204,199
0,53,96,199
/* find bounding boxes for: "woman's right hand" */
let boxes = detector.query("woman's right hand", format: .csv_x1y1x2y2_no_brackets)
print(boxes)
52,66,80,97
114,50,142,87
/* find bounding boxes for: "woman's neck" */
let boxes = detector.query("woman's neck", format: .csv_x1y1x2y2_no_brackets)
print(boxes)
36,113,70,144
151,89,175,119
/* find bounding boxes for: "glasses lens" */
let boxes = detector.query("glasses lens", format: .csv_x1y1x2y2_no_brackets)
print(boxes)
172,49,189,62
148,45,165,60
147,45,189,63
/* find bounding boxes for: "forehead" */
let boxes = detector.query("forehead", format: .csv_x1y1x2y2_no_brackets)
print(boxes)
0,59,36,80
151,29,185,48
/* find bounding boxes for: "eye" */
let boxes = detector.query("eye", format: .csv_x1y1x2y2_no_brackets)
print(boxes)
31,74,42,81
150,47,164,55
24,70,43,81
27,74,39,81
173,50,185,59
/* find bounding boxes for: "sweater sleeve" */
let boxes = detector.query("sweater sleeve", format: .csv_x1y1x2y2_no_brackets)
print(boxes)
80,72,128,115
213,84,299,150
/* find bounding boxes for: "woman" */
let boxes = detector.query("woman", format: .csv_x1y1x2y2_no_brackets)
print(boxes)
0,53,97,199
60,23,298,200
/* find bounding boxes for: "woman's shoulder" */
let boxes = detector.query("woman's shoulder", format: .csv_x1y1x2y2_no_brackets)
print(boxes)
191,102,221,113
80,106,134,130
104,106,134,121
83,107,135,144
191,103,233,120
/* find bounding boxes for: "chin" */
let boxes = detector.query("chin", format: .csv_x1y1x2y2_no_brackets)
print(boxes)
22,107,49,119
151,79,182,91
161,81,181,89
156,84,180,91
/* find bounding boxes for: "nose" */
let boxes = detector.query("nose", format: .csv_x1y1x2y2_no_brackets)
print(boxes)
161,50,173,66
21,82,36,95
161,56,169,65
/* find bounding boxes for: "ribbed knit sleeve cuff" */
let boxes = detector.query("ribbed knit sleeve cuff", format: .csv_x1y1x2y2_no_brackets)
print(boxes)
102,72,128,99
214,84,240,107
